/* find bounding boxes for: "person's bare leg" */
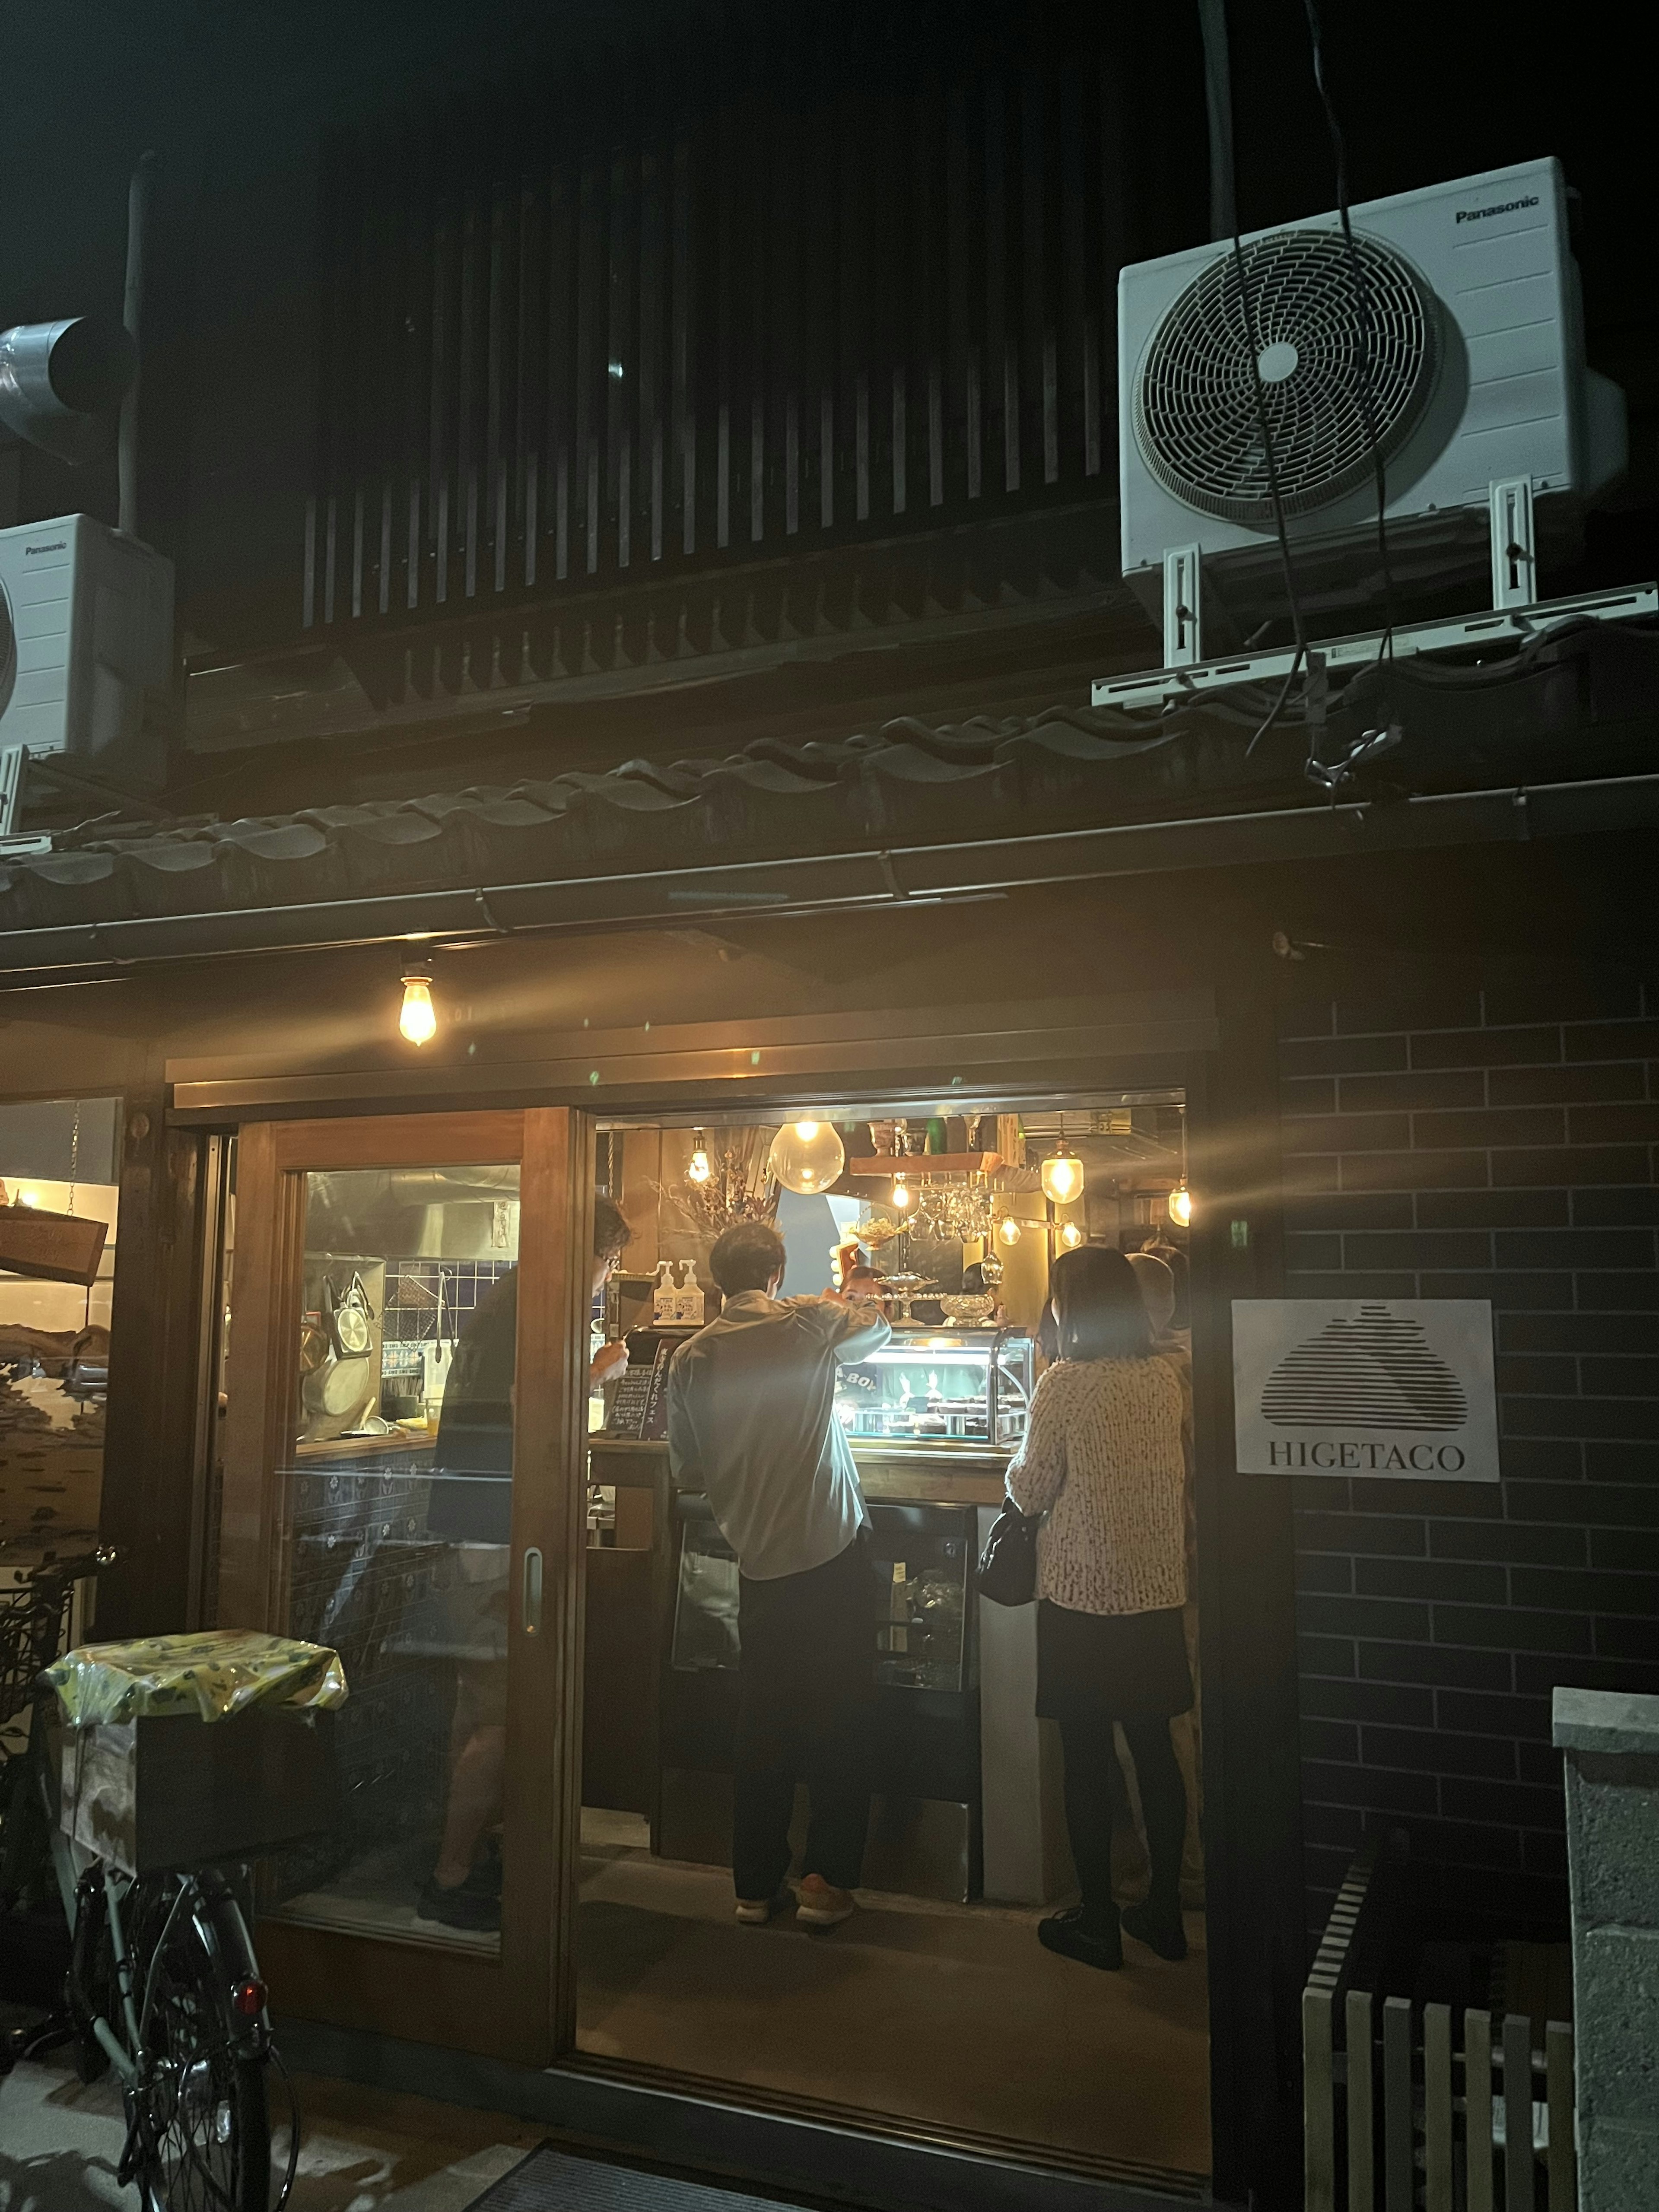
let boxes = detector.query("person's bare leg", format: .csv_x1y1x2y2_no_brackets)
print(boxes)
432,1722,505,1887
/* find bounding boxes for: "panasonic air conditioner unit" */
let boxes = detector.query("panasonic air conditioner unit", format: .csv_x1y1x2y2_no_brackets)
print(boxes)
1117,156,1628,646
0,512,174,789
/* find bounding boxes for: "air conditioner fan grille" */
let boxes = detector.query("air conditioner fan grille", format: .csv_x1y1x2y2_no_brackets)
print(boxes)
1134,229,1439,526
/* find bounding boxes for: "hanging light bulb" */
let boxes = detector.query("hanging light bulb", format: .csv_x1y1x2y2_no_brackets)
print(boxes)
996,1212,1022,1246
399,966,437,1046
891,1168,914,1211
686,1131,712,1186
1058,1220,1085,1249
768,1118,846,1195
1040,1135,1085,1207
1167,1182,1193,1229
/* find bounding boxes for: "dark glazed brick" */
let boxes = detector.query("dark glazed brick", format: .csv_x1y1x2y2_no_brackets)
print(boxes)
1297,1593,1432,1640
1280,1076,1338,1115
1282,1192,1415,1233
1300,1719,1359,1762
1490,1062,1649,1107
1395,1818,1526,1873
1431,1605,1594,1656
1412,1027,1562,1070
1581,1356,1659,1395
1564,1020,1659,1062
1497,1147,1653,1187
1356,1557,1506,1605
1282,1111,1411,1154
1589,1529,1659,1571
1571,1101,1659,1144
1519,1741,1570,1789
1341,1151,1491,1192
1440,1777,1564,1829
1294,1512,1427,1556
1497,1354,1578,1395
1429,1519,1586,1567
1573,1187,1659,1226
1345,1231,1494,1271
1510,1565,1659,1614
1522,1828,1570,1877
1284,1233,1342,1272
1501,1313,1659,1354
1495,1228,1656,1268
1503,1397,1659,1441
1593,1616,1659,1662
1415,1107,1566,1149
1302,1802,1366,1851
1299,1678,1435,1725
1577,1272,1659,1311
1280,1272,1419,1300
1283,1155,1342,1197
1358,1642,1513,1690
1497,1440,1586,1481
1301,1762,1440,1815
1585,1440,1659,1482
1510,1484,1659,1529
1435,1689,1554,1738
1297,1554,1355,1593
1351,1474,1515,1515
1297,1634,1357,1677
1418,1189,1567,1229
1278,1033,1406,1078
1340,1070,1487,1112
1360,1725,1517,1779
1516,1651,1659,1695
1421,1271,1573,1307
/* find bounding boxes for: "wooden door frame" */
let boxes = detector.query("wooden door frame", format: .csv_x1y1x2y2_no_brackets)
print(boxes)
216,1107,593,2065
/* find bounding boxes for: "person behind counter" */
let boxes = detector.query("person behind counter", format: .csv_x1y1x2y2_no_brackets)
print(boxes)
1006,1244,1191,1972
416,1194,632,1932
666,1220,891,1931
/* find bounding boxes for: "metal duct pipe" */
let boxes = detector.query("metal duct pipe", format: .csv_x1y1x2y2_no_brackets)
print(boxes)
118,152,156,537
385,1169,521,1206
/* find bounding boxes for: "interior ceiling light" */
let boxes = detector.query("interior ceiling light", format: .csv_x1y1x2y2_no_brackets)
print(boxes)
1168,1182,1193,1229
1058,1220,1085,1249
686,1131,712,1186
399,966,437,1047
996,1213,1022,1246
1040,1136,1085,1207
768,1118,846,1195
890,1167,913,1211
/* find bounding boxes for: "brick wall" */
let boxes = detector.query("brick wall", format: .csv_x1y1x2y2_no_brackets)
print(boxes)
1275,968,1659,1939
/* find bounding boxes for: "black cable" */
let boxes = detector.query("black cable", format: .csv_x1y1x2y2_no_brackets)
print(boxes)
1227,232,1313,752
1300,0,1400,660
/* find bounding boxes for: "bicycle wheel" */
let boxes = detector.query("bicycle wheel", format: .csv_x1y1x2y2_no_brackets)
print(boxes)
125,1877,270,2212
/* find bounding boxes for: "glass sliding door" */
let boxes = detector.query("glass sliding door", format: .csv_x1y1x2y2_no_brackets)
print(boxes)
216,1111,590,2063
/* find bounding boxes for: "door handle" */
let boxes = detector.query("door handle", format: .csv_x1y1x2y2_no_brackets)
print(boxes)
522,1547,543,1636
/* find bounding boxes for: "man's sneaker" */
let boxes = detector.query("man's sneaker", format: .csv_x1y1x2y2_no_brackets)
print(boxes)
734,1891,788,1926
1121,1901,1188,1961
795,1874,857,1929
1038,1903,1123,1971
417,1876,501,1932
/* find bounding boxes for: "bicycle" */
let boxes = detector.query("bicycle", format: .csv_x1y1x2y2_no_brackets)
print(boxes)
0,1545,299,2212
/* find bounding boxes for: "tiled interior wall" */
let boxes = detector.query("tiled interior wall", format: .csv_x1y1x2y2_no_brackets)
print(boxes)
1275,968,1659,1938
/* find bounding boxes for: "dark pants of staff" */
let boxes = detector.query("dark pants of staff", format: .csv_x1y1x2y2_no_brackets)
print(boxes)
1058,1710,1187,1925
732,1531,876,1901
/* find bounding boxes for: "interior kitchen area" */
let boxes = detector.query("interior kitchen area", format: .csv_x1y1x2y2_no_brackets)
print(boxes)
575,1100,1210,2183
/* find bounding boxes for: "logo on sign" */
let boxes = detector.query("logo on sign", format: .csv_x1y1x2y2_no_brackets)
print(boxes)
1232,1298,1499,1482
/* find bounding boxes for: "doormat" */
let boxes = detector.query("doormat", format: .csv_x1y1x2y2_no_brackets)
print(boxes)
462,2143,810,2212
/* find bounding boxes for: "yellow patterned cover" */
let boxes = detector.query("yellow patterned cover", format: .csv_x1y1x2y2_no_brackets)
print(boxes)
45,1630,349,1727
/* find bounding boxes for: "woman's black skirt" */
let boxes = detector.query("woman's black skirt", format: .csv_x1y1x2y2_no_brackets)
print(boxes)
1035,1598,1193,1723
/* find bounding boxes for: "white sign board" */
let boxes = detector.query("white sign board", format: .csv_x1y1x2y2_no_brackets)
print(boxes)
1232,1299,1499,1481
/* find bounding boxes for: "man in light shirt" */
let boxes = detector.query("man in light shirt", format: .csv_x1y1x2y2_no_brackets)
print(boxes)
667,1220,890,1929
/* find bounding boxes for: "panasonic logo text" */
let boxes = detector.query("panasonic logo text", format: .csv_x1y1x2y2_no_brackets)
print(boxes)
1455,194,1540,225
24,541,67,556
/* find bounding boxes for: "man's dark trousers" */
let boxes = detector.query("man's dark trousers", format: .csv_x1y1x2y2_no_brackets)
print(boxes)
732,1530,876,1901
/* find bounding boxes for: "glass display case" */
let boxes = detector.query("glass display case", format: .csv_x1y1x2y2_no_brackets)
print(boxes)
835,1326,1034,1454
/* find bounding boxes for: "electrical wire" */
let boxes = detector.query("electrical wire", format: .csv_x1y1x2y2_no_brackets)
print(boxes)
1300,0,1400,661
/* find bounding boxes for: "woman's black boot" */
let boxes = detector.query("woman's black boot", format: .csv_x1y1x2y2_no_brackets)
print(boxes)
1039,1902,1123,1970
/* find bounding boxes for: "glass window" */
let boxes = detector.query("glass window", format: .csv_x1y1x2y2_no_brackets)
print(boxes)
265,1163,520,1955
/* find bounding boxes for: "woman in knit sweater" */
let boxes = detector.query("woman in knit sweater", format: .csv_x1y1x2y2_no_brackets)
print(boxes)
1006,1245,1192,1971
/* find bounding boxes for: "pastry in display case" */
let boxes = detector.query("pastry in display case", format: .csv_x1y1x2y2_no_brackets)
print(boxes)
834,1327,1034,1453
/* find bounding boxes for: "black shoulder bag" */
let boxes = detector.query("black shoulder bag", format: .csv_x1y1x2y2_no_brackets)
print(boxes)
976,1496,1040,1607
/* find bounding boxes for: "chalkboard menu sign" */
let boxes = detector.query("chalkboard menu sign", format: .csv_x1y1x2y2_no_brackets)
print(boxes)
603,1331,680,1440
